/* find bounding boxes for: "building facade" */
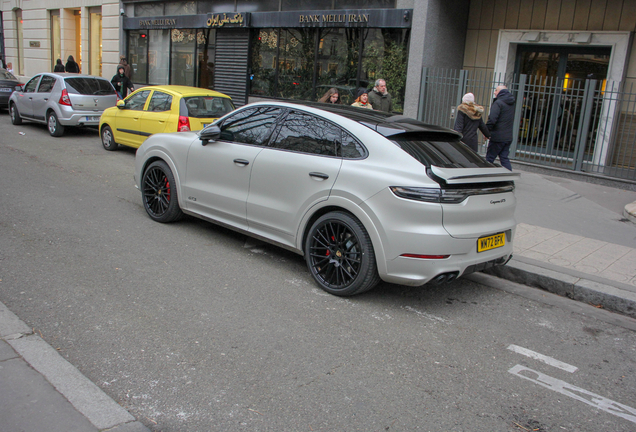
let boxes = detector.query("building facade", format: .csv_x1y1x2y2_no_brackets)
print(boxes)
2,1,635,145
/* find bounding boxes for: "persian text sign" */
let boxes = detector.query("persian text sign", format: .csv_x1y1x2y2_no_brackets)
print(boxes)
208,13,245,27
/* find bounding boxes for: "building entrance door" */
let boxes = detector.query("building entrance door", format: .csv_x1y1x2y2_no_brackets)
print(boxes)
514,45,610,162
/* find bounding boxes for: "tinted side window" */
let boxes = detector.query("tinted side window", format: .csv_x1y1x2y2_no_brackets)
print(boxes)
270,111,340,156
65,77,116,95
148,91,173,112
184,96,234,118
24,76,40,93
37,76,56,93
340,131,366,159
126,90,151,111
220,106,281,145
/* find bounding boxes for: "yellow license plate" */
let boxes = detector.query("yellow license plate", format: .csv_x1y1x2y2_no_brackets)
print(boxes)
477,233,506,252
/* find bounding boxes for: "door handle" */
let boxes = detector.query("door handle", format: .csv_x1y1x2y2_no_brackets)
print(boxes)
309,172,329,180
233,159,249,166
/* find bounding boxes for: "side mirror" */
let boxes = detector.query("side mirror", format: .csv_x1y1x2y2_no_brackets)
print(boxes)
200,125,221,146
116,100,125,109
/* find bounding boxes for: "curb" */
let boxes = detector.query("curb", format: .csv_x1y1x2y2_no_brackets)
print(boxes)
484,259,636,319
0,301,151,432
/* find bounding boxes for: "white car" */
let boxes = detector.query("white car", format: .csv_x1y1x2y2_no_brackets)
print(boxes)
134,101,519,296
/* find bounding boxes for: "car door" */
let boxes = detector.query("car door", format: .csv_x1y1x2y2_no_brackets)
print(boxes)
14,75,40,118
114,90,151,147
140,90,174,136
31,75,57,121
246,110,343,247
184,106,282,230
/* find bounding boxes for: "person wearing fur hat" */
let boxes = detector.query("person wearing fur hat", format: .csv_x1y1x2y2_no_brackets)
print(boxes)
351,88,372,109
453,92,490,152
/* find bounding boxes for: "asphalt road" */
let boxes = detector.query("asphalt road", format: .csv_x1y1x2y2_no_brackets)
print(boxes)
0,115,635,432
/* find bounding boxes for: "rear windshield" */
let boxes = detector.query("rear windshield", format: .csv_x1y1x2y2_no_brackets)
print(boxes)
64,77,116,96
184,96,234,118
391,133,493,168
0,70,16,80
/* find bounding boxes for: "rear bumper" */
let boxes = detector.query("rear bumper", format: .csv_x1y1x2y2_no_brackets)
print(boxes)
58,106,103,126
379,229,515,286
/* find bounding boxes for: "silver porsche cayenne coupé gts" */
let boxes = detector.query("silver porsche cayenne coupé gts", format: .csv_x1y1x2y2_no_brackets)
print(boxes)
134,101,519,296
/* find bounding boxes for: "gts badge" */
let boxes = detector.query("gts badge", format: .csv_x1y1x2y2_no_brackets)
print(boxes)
188,196,197,202
490,199,506,205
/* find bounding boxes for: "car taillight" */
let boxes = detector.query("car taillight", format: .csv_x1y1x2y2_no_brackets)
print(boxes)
59,89,72,106
389,184,514,204
178,116,190,132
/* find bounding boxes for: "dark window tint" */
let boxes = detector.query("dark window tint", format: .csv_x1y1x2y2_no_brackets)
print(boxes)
341,131,365,159
271,111,340,156
65,77,116,95
390,133,492,168
148,91,173,112
24,76,40,93
220,106,281,145
126,90,151,111
37,76,56,93
184,96,234,118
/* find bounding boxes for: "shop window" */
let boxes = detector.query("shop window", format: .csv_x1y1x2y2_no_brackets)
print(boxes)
134,3,164,17
149,29,170,85
50,11,61,72
128,31,148,83
197,29,215,89
281,0,334,11
335,0,396,8
89,9,102,76
171,29,196,86
237,0,280,12
15,9,24,75
165,2,197,15
198,1,236,13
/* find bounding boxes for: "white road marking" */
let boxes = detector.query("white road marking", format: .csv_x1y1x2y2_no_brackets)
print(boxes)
507,344,578,373
509,365,636,424
402,306,449,323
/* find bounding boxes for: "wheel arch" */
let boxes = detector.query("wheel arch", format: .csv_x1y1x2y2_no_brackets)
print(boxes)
298,199,388,277
138,152,186,209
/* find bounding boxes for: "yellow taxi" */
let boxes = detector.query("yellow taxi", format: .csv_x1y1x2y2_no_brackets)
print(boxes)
99,85,234,150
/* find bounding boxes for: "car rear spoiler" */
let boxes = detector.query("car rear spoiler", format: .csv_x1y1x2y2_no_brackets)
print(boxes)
430,165,520,184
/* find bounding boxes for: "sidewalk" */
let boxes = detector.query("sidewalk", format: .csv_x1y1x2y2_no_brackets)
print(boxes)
485,167,636,319
0,301,150,432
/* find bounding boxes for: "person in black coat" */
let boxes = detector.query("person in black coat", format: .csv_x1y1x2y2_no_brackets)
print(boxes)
65,55,80,73
54,59,65,72
486,85,516,170
453,92,490,152
111,66,134,98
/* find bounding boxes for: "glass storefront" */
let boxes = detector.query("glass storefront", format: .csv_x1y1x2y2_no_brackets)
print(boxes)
250,27,409,111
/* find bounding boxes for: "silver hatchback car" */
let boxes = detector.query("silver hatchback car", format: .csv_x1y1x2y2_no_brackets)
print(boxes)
134,101,519,296
9,73,117,136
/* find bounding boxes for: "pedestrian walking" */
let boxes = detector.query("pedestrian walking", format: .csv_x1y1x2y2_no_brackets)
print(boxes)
351,88,373,109
54,59,65,72
65,55,80,73
486,85,515,170
111,66,134,99
453,92,490,152
318,88,341,104
368,79,392,112
118,56,132,80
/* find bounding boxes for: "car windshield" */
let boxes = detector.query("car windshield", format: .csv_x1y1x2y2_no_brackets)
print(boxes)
65,77,116,95
390,133,493,168
184,96,234,118
0,70,16,80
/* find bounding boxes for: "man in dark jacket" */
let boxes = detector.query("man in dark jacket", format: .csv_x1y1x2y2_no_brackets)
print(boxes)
368,79,392,112
486,85,515,170
65,55,80,73
111,66,134,98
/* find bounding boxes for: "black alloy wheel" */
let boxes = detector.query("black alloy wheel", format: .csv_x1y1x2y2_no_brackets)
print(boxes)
142,160,183,223
305,212,380,296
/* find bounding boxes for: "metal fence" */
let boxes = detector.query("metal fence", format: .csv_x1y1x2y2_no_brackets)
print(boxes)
417,67,636,182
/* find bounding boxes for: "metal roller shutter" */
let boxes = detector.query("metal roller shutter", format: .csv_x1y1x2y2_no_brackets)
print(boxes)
214,29,249,107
